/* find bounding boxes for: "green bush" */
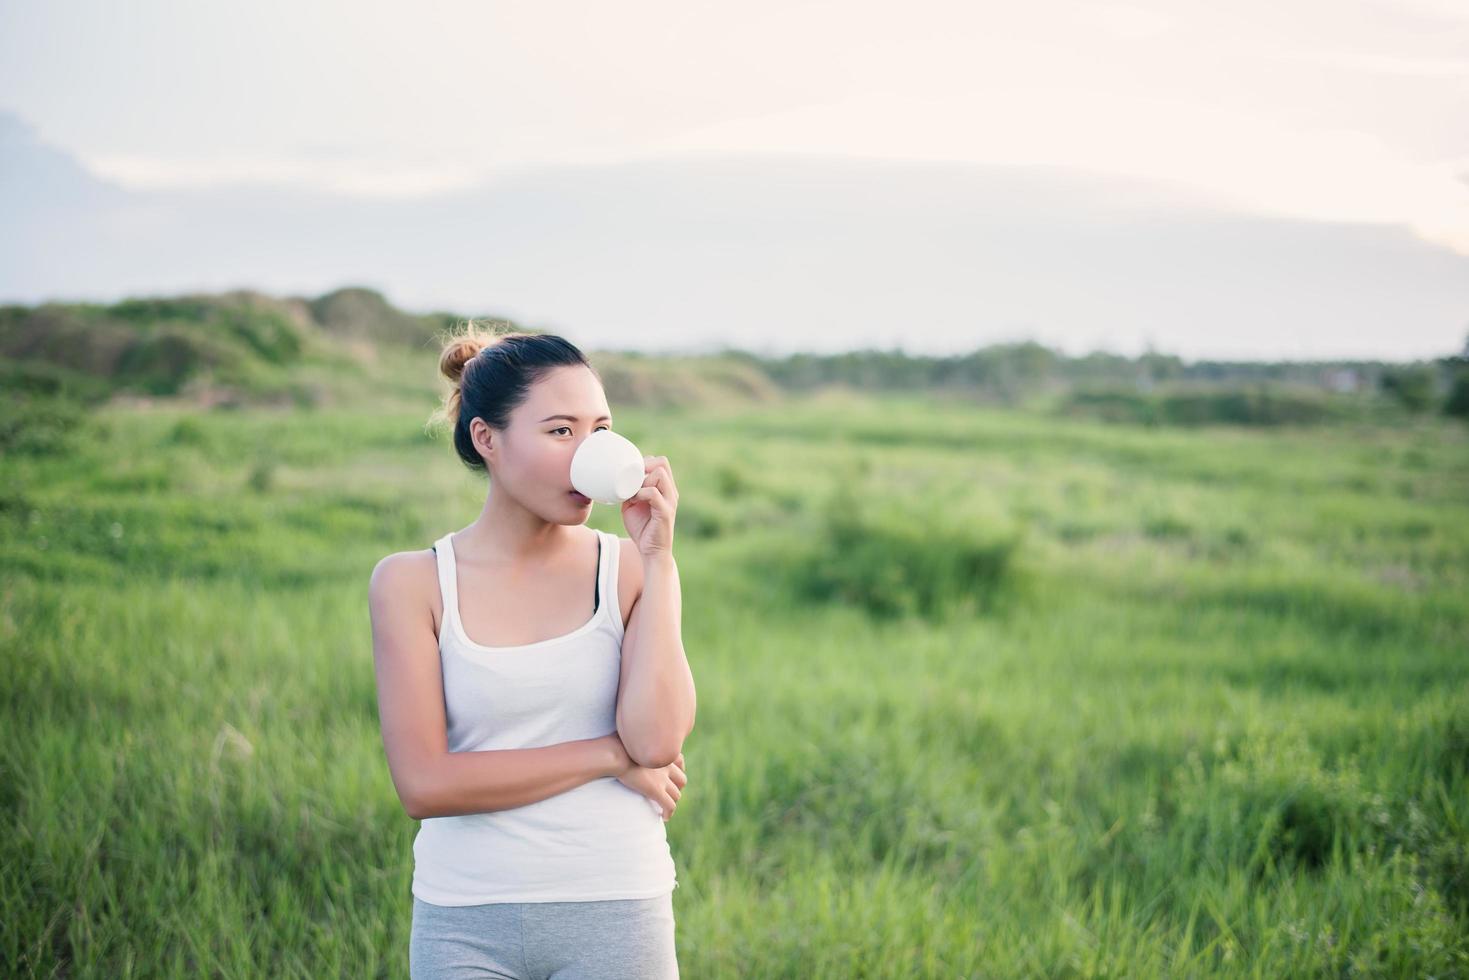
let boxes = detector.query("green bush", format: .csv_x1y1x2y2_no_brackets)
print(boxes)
114,326,233,395
1380,365,1437,413
0,359,112,403
1,295,314,400
770,485,1026,619
0,394,89,457
1058,384,1341,427
1158,387,1336,426
1444,368,1469,421
1058,388,1156,425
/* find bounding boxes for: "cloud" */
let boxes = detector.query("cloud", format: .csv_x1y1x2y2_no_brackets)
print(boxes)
642,92,1469,258
1270,49,1469,77
83,150,492,198
5,0,1465,259
5,113,1467,362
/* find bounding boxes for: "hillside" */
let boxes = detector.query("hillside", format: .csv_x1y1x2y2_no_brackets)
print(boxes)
1,285,1465,429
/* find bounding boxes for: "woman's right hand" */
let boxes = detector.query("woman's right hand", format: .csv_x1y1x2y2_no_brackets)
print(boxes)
615,749,686,822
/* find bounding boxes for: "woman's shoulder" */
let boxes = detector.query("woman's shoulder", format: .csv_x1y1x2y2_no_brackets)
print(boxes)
368,546,442,622
371,545,438,585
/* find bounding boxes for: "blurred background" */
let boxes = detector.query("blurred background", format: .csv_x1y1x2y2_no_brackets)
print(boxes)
3,1,1467,976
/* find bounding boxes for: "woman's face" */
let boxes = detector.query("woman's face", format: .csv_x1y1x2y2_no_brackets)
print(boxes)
479,364,613,522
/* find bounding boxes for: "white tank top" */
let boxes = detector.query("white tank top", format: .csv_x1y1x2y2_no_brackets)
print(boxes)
411,528,679,906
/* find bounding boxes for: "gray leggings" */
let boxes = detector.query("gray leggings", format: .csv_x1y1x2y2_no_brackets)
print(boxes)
409,892,679,980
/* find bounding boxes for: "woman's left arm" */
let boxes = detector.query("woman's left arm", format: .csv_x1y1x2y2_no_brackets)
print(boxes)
616,454,697,769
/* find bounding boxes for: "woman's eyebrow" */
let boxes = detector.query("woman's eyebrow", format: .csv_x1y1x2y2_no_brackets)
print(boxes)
538,414,612,422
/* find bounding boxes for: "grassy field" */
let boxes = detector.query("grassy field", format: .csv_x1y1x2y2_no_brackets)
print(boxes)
3,377,1468,977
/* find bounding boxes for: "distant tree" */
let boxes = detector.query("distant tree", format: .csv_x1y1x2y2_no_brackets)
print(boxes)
1446,358,1469,419
1380,364,1437,413
1446,375,1469,418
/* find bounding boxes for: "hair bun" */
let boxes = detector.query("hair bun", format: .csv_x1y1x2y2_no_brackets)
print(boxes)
438,331,498,386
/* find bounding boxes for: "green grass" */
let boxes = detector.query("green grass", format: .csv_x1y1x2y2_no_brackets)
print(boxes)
3,383,1467,977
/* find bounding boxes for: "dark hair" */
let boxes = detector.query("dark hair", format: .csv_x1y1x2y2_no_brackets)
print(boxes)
428,322,597,473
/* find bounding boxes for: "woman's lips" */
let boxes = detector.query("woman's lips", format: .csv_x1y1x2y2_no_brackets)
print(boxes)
569,490,591,505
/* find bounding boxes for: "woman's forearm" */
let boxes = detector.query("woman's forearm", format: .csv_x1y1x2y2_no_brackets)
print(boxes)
406,734,630,819
616,554,697,768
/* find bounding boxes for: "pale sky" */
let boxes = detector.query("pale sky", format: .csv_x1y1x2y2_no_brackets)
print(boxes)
2,0,1467,359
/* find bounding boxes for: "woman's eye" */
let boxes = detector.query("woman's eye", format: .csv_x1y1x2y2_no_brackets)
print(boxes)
553,426,611,435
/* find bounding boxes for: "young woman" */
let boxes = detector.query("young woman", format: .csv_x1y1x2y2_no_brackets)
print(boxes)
368,327,696,979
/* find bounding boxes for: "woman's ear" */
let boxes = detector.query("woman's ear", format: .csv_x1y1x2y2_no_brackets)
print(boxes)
470,417,495,467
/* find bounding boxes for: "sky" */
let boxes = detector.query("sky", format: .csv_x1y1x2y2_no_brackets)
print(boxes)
2,0,1467,361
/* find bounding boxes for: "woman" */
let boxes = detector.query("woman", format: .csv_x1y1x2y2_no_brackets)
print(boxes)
368,326,696,979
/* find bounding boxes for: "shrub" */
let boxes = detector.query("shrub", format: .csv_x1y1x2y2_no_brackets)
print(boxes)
770,485,1026,619
1157,387,1336,426
1380,365,1436,414
0,394,88,456
1443,368,1469,421
1058,384,1340,427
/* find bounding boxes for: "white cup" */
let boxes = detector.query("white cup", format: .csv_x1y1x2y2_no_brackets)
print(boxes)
571,430,646,504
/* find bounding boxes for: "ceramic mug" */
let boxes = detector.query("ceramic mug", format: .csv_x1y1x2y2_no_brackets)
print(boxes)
570,429,646,504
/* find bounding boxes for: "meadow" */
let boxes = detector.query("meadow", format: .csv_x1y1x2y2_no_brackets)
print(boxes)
3,364,1468,977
